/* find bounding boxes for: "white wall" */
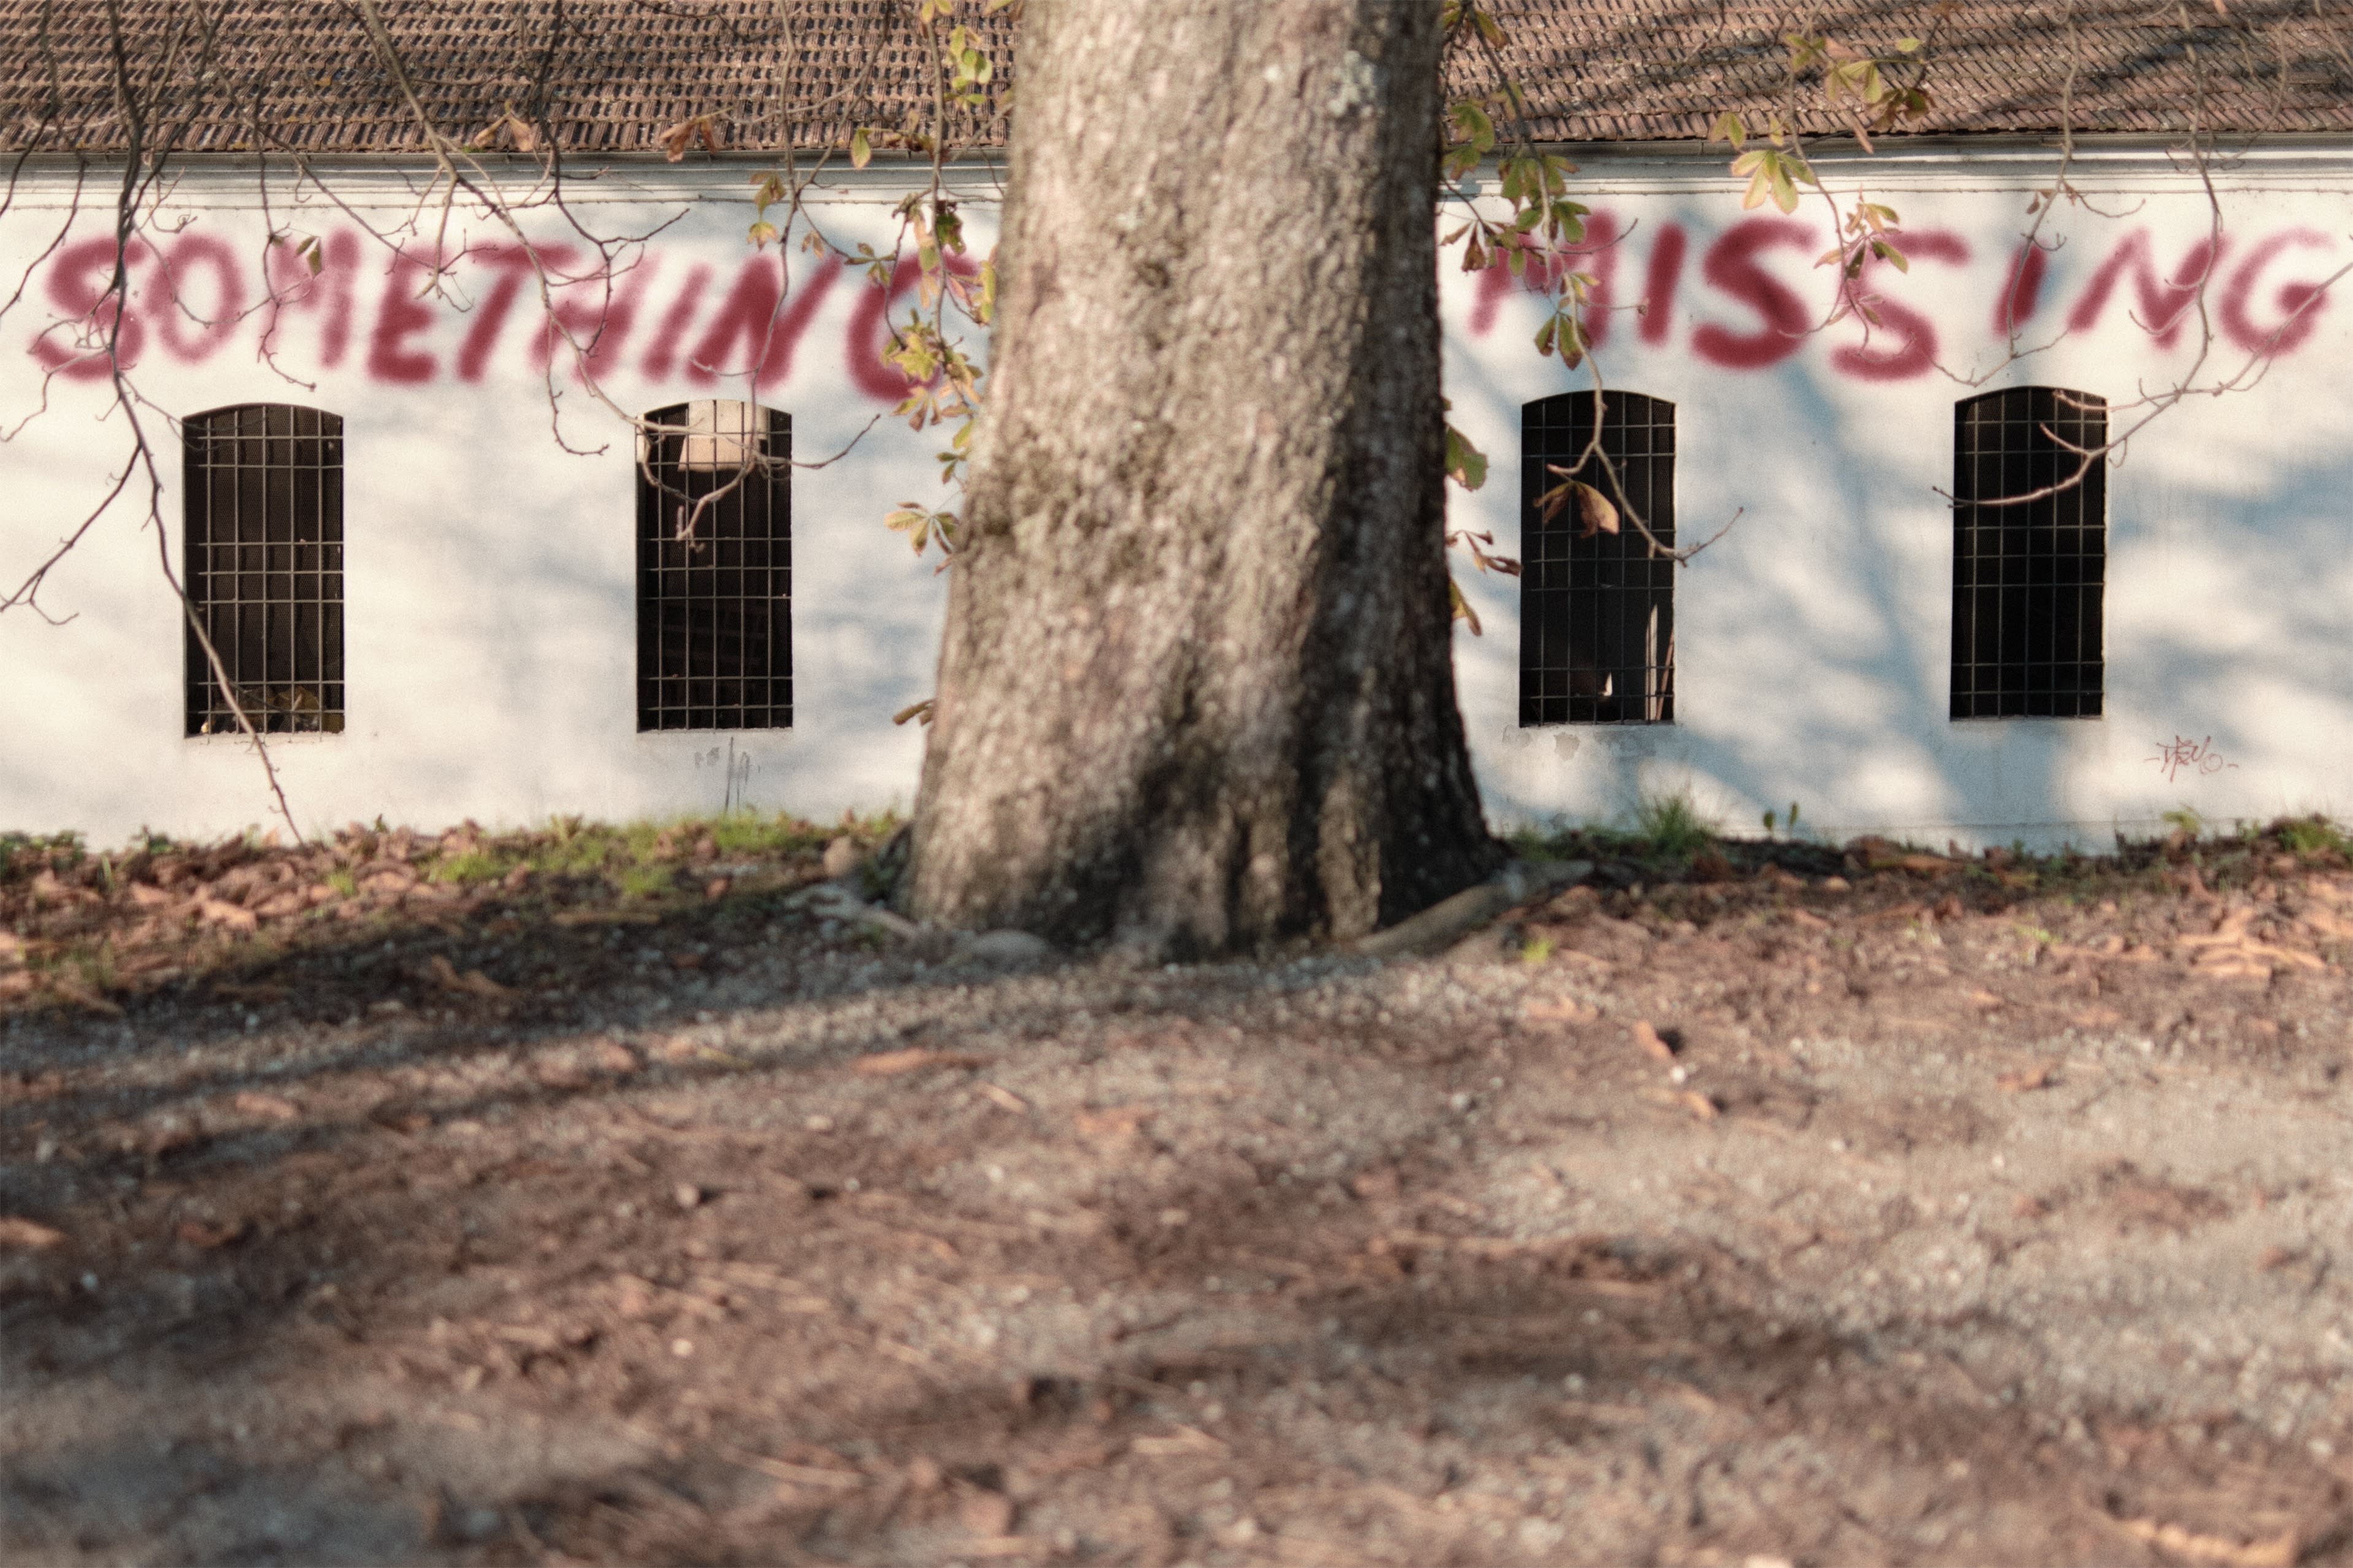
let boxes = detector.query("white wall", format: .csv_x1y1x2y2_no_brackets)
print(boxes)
2,144,2349,849
1,161,974,839
1446,141,2353,849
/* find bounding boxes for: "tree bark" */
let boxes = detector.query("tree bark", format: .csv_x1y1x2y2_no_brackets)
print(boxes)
902,0,1501,954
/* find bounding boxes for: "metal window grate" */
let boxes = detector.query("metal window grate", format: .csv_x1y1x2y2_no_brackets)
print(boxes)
1520,389,1676,725
636,400,792,732
182,403,345,736
1951,387,2106,719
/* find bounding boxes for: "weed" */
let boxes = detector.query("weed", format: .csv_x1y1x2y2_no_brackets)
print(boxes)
710,811,826,860
621,821,667,867
1633,789,1714,860
532,830,618,878
325,870,358,898
431,849,510,885
1521,935,1556,966
615,863,675,901
2161,807,2204,840
2274,816,2347,856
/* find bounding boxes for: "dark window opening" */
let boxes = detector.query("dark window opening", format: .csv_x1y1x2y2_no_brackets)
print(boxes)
183,403,345,736
637,400,792,732
1520,389,1676,725
1951,387,2106,719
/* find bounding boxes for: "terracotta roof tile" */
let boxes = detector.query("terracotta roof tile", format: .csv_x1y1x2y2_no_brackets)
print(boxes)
2,1,2346,156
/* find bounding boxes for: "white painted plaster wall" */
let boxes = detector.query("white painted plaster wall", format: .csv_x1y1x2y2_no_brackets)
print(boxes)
1447,142,2353,849
2,144,2349,851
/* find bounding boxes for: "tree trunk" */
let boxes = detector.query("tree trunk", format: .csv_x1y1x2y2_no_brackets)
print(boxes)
902,0,1501,954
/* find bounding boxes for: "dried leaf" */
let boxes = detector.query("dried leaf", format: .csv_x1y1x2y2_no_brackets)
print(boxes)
1523,996,1597,1025
1129,1423,1228,1456
425,954,513,999
2111,1517,2298,1568
978,1082,1029,1113
1573,480,1620,538
0,1215,67,1249
853,1047,991,1077
1996,1064,2054,1093
176,1218,247,1249
196,896,259,932
1630,1020,1676,1062
233,1090,301,1122
48,976,123,1016
1674,1088,1721,1121
1074,1104,1154,1142
959,1490,1018,1536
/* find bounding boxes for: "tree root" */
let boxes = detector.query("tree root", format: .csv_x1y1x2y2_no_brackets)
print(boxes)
1348,859,1592,960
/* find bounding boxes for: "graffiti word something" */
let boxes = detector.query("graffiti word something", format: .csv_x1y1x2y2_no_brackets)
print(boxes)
2149,734,2238,784
22,229,938,403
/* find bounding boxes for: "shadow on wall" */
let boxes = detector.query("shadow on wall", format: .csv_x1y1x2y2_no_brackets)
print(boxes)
1472,370,2353,852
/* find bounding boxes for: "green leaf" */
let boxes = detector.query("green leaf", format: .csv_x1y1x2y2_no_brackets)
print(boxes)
1448,575,1483,636
1445,424,1488,492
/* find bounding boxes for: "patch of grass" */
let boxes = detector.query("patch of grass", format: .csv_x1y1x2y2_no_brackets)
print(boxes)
531,827,621,878
1633,789,1714,861
430,849,512,886
708,811,827,860
325,870,359,898
1520,935,1556,966
2274,815,2347,857
1,831,83,882
614,863,676,901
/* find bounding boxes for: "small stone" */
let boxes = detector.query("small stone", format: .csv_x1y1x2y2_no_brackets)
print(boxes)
822,836,861,879
962,930,1053,966
674,1183,702,1210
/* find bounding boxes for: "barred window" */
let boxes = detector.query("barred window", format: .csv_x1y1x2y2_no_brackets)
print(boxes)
182,403,345,735
1951,387,2106,719
636,400,793,732
1520,390,1675,725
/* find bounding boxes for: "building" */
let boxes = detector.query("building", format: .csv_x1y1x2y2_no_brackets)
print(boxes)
2,1,2349,849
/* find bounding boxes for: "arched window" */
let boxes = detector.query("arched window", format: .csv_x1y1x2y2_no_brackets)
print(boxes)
1519,389,1675,725
1951,388,2106,719
182,403,344,735
636,400,793,732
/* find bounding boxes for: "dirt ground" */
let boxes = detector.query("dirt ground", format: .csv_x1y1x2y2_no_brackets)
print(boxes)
3,817,2351,1567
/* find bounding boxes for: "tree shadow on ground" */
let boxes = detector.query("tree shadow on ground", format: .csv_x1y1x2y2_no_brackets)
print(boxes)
7,922,2349,1566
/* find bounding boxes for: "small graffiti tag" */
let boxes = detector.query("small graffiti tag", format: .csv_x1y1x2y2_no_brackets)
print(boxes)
2150,734,2238,784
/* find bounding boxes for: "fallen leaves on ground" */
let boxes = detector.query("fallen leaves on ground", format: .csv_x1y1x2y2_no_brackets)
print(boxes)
424,954,513,1000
